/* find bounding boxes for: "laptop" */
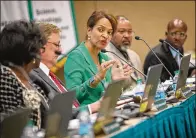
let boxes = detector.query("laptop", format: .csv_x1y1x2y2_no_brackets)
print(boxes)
45,91,75,138
93,65,163,135
139,64,163,113
175,54,194,98
114,64,163,118
176,54,191,91
97,79,124,119
0,108,31,138
0,91,75,138
93,79,124,134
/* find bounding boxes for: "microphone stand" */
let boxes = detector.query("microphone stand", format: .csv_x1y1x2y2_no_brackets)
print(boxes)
135,36,174,80
101,49,147,79
160,39,196,68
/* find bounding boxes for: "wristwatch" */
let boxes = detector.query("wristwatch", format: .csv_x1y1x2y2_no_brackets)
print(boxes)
89,76,95,87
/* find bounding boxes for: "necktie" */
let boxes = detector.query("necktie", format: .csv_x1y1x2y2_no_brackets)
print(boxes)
175,53,181,67
49,71,79,108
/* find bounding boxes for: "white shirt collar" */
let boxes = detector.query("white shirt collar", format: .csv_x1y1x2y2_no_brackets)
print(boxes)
39,62,50,76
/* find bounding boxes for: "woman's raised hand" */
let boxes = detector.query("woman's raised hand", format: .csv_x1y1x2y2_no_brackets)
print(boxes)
97,60,116,80
111,60,133,81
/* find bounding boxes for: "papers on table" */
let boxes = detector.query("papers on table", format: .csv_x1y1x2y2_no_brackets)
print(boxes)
186,77,196,84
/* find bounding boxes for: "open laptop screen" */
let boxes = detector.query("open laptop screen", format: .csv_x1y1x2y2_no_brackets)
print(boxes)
45,91,75,137
176,54,191,90
97,80,124,119
140,64,163,112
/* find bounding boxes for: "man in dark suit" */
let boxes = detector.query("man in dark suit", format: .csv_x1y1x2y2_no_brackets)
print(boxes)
29,23,101,118
144,18,194,82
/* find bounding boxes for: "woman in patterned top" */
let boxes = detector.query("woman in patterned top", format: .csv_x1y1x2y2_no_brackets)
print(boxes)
0,20,48,128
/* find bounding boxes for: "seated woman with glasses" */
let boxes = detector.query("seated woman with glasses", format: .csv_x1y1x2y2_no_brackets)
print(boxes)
0,20,48,128
64,11,132,106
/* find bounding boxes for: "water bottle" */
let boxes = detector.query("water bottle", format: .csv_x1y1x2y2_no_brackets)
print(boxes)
172,70,179,90
21,120,37,138
155,82,166,101
133,79,144,103
134,79,144,96
78,108,94,138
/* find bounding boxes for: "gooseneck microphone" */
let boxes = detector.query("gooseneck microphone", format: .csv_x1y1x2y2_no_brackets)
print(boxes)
159,39,196,68
135,36,174,79
101,49,147,79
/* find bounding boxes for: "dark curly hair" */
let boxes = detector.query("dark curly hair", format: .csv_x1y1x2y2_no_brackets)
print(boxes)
0,20,46,66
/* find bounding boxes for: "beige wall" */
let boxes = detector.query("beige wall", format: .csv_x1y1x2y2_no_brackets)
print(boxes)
56,1,195,81
73,1,195,64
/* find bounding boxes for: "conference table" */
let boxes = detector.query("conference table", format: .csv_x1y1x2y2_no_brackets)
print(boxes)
97,94,196,138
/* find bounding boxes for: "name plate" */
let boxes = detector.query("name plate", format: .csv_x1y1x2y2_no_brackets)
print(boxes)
181,87,194,98
154,99,167,111
176,87,194,99
93,117,120,135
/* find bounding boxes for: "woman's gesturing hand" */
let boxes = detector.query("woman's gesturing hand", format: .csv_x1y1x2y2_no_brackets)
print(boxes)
97,60,116,80
111,60,133,81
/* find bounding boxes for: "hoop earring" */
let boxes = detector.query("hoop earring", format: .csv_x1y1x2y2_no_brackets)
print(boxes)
32,58,36,64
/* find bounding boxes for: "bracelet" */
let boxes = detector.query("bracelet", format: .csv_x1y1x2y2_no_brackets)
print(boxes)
94,74,102,82
89,74,103,88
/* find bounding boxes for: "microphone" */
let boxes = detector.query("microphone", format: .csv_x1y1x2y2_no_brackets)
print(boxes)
159,39,196,68
101,49,147,79
135,36,174,79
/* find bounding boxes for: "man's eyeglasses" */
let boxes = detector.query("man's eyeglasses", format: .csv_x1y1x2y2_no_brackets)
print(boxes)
48,41,61,48
118,30,135,36
168,31,186,39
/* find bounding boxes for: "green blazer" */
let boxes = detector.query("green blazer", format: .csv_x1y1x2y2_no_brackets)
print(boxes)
64,42,112,106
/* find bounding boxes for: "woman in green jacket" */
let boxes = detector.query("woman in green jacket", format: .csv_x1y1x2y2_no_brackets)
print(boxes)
64,11,131,106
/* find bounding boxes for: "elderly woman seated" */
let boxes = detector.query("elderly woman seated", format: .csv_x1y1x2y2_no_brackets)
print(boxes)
0,20,48,128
